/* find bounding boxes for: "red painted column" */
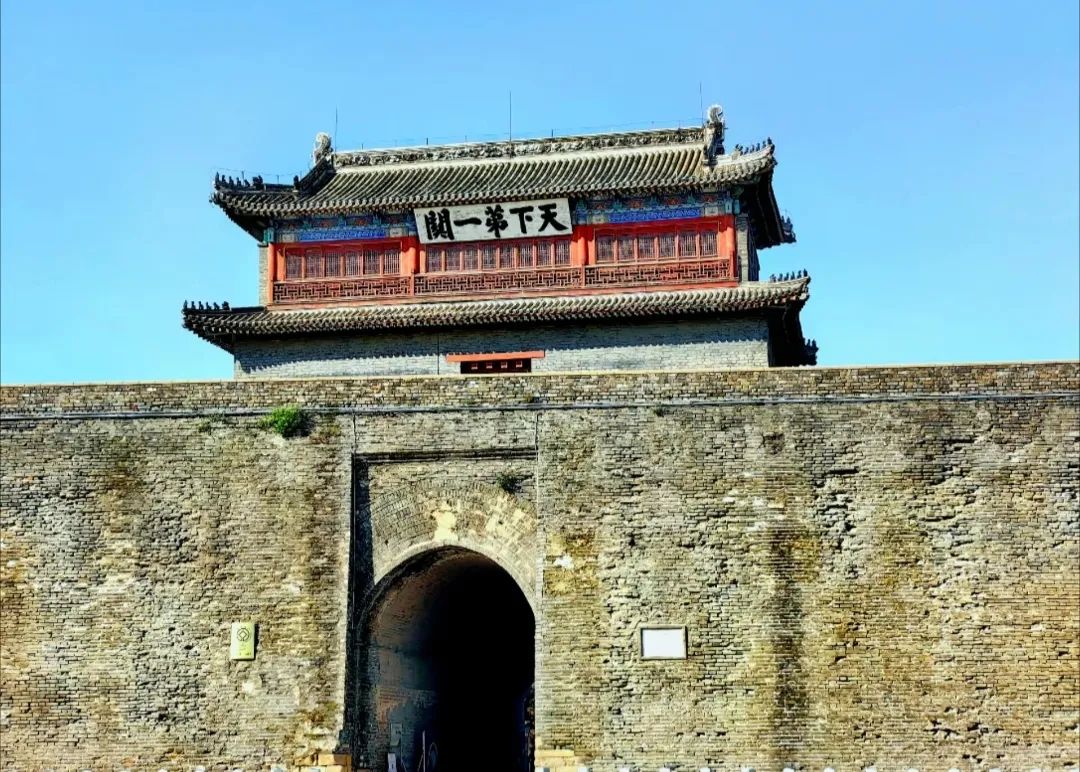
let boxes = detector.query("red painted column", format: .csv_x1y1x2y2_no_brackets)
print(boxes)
401,237,419,275
579,226,595,265
266,242,278,304
720,215,736,278
571,227,586,267
722,214,736,259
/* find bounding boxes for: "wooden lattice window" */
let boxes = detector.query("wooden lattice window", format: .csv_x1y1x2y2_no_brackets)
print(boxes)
426,237,572,273
516,241,535,268
304,249,324,278
326,249,345,276
700,231,717,256
678,232,699,257
362,249,382,275
594,225,721,264
383,251,400,274
658,232,676,259
482,244,497,270
281,241,402,280
596,236,615,264
285,253,302,279
636,235,656,260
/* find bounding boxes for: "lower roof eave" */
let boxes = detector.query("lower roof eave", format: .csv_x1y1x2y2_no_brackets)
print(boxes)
182,279,811,354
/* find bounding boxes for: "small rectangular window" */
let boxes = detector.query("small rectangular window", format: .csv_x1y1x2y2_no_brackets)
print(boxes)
446,245,462,272
517,241,535,268
617,236,636,263
460,358,532,374
326,250,344,277
462,245,479,271
637,235,656,261
554,240,570,265
658,233,676,259
482,244,498,270
345,251,361,276
383,249,400,274
363,249,382,275
678,232,698,257
700,231,717,256
597,236,615,263
285,252,302,279
536,241,553,266
304,249,323,278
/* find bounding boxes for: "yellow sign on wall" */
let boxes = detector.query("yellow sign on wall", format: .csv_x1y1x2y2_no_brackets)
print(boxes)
230,622,256,660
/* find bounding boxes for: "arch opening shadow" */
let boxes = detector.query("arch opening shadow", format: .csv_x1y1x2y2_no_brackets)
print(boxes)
359,547,535,772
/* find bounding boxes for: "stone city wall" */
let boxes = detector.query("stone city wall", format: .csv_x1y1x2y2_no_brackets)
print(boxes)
1,363,1077,770
230,317,771,379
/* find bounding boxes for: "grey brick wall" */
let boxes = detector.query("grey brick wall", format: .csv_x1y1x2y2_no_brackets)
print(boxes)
735,213,759,282
2,364,1077,770
258,243,270,307
232,317,771,378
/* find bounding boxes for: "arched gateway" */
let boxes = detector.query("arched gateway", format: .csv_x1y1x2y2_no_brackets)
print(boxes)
362,547,534,771
347,481,538,772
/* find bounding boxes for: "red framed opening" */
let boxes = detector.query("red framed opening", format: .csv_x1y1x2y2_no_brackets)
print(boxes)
591,217,730,265
423,237,572,273
280,239,403,281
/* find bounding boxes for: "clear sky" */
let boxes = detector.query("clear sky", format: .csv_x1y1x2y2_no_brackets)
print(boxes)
2,1,1077,383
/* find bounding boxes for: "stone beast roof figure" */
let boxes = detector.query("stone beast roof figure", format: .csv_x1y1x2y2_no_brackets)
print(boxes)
703,104,725,165
312,132,332,167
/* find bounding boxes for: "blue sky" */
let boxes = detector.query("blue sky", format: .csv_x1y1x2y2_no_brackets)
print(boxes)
2,1,1077,383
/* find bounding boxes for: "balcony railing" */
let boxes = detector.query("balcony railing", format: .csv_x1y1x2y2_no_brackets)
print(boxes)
272,257,734,305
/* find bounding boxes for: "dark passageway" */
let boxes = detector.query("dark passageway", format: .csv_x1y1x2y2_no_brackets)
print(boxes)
361,548,534,772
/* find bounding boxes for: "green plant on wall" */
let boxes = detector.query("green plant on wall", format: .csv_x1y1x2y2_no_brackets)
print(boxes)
258,406,308,438
495,470,524,495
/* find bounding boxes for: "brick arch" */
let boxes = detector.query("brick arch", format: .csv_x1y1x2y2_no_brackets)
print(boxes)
365,481,538,610
345,482,539,767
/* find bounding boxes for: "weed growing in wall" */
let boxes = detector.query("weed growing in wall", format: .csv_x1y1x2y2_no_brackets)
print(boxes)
495,470,524,495
258,406,309,438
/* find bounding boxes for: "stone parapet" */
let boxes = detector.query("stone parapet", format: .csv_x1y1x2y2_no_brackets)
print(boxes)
2,361,1076,417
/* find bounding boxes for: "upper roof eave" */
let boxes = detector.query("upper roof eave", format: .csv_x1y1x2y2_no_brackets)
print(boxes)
210,124,792,246
212,139,776,217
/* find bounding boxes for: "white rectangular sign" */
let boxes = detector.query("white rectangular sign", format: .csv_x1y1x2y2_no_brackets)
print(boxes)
641,627,687,659
230,621,255,660
414,198,571,244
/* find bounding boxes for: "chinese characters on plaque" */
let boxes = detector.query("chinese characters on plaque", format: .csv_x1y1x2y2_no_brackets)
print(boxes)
414,198,571,244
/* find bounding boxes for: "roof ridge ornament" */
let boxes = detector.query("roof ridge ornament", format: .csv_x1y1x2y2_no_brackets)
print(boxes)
312,132,333,167
332,127,703,168
703,104,725,167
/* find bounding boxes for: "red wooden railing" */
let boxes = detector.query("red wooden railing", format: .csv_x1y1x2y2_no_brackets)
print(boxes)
272,257,734,305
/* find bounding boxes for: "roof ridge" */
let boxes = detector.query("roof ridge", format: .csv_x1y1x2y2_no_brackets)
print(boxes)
332,126,706,169
332,138,715,174
338,125,692,154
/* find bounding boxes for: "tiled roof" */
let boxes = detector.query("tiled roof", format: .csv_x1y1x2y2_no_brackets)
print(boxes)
211,126,791,247
183,277,810,348
213,137,776,217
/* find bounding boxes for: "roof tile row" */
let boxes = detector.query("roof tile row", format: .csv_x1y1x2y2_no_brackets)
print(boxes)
183,278,810,349
212,140,776,217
